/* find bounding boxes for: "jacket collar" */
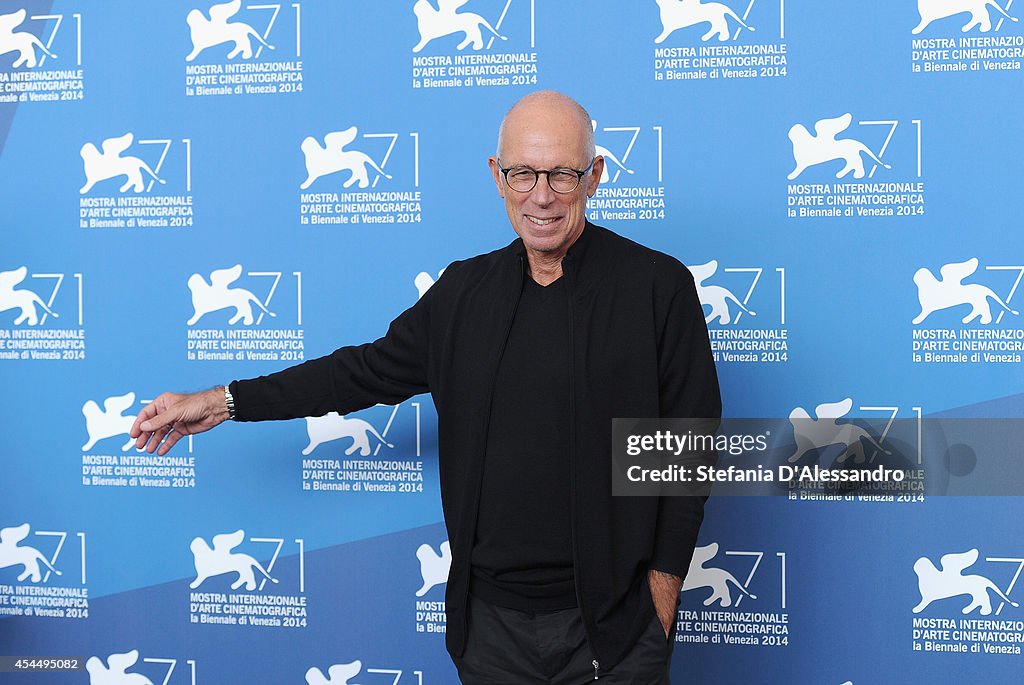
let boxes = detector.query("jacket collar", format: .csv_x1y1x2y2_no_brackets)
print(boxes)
506,221,600,270
564,220,597,265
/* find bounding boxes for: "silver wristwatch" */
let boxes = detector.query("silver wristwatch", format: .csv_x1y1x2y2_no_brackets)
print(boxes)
223,385,236,421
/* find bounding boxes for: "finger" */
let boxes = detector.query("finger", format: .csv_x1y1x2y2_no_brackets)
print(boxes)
130,400,164,438
135,430,154,450
157,426,186,456
140,404,181,434
136,418,168,451
136,426,160,452
134,413,166,450
146,422,176,454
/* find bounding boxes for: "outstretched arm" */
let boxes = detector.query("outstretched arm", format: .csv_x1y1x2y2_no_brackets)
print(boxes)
129,314,428,456
130,271,440,454
130,387,231,456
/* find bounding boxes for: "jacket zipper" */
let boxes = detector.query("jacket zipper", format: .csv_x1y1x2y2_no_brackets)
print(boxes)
564,256,600,678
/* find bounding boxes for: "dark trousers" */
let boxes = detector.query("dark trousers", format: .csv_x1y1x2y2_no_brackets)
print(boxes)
453,594,675,684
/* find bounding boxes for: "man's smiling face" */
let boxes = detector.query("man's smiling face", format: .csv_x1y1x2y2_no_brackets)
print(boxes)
489,93,604,263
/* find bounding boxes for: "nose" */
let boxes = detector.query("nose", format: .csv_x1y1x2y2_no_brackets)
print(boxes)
530,172,557,204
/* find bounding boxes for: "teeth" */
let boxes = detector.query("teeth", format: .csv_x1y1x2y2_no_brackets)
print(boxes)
527,216,558,225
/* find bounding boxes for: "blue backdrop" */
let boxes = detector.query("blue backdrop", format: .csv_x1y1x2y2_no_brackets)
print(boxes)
2,1,1022,683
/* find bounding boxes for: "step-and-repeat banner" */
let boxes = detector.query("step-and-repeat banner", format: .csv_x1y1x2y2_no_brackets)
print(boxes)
2,1,1022,683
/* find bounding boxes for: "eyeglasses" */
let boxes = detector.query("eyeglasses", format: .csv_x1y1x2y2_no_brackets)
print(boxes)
497,158,596,194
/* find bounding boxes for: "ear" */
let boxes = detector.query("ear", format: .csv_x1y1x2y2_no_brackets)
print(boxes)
585,156,605,197
487,156,506,198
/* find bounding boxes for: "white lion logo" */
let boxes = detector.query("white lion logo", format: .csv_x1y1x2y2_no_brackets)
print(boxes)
185,0,275,61
0,9,57,68
654,0,755,43
787,113,891,181
82,392,138,452
86,650,154,685
787,398,891,465
0,524,62,583
302,412,394,456
186,264,276,326
912,258,1018,325
414,269,446,300
689,260,757,325
306,661,363,685
415,540,451,597
80,133,166,194
592,120,635,184
189,529,279,591
412,0,507,52
913,549,1019,615
0,266,58,325
682,543,757,607
913,0,1018,34
300,127,393,190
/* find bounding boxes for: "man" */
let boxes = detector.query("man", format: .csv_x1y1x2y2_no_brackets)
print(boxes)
131,90,720,683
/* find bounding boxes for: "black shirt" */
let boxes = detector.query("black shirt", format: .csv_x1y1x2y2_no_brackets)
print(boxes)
470,275,576,611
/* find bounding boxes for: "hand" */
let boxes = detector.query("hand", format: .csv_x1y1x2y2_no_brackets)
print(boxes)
130,387,230,455
647,569,682,639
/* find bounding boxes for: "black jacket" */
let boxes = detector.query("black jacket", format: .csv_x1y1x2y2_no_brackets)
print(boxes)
231,223,721,668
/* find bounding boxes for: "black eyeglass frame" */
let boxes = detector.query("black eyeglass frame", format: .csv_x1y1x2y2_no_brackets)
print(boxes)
496,158,597,194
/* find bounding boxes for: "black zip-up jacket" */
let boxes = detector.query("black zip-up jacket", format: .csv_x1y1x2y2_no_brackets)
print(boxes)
231,223,721,669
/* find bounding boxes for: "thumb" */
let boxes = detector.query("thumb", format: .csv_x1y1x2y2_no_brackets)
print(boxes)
140,404,180,432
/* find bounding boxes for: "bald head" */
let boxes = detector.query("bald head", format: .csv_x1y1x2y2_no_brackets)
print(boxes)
488,90,604,280
496,90,595,162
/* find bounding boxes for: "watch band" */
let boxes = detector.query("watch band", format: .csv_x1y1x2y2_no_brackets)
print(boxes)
223,385,236,421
